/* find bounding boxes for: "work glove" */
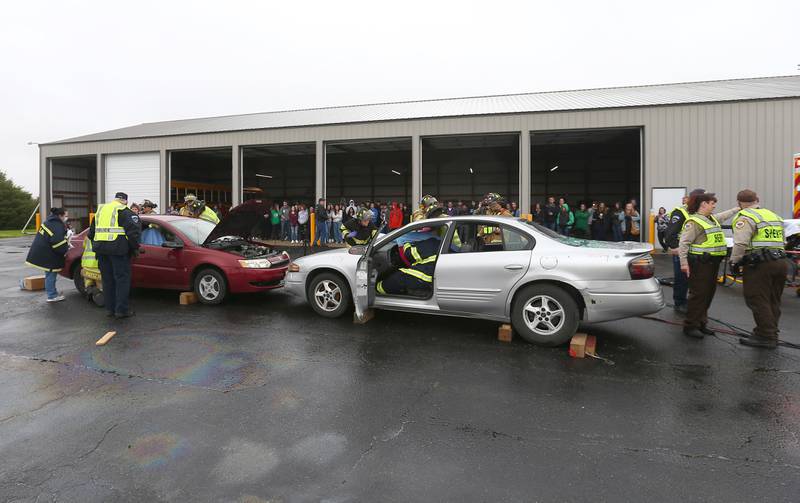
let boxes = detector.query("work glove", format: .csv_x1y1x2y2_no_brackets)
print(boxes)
347,231,358,239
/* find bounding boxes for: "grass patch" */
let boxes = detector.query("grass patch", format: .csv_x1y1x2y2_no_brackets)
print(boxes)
0,230,27,238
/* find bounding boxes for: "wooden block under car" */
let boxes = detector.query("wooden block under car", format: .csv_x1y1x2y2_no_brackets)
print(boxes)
569,333,589,358
584,334,597,356
179,292,198,305
353,309,374,324
497,324,513,342
22,275,46,291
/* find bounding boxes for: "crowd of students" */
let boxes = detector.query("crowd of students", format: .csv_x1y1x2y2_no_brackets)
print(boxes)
530,197,641,241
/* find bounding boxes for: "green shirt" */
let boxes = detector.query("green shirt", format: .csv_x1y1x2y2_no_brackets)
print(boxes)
573,210,590,231
270,209,280,225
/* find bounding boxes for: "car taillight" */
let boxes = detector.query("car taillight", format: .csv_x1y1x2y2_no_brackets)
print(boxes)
628,255,654,279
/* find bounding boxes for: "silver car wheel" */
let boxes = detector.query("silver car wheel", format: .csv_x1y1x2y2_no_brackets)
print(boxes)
314,279,342,312
198,274,220,300
523,295,566,336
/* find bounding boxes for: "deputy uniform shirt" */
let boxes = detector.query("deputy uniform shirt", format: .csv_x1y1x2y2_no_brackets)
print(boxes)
729,205,784,265
677,207,738,268
664,207,689,250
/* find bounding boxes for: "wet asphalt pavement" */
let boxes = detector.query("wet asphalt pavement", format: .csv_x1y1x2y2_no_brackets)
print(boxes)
0,236,799,502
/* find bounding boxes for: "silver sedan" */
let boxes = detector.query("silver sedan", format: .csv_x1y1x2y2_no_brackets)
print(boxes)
285,215,665,346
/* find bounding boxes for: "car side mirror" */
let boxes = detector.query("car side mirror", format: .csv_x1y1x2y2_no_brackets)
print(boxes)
162,241,183,249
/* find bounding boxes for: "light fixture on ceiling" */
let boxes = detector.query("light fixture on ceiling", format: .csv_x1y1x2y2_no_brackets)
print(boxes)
469,167,474,174
550,165,559,172
391,170,401,175
255,174,273,179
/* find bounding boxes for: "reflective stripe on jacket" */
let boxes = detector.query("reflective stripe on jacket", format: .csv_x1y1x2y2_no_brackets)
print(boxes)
81,237,99,270
93,201,128,241
686,214,727,256
733,207,784,250
200,206,220,224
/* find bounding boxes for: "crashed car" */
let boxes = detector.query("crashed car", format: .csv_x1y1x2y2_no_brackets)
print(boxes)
61,200,290,304
285,215,665,346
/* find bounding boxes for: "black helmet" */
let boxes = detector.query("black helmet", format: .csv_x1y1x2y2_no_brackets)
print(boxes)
419,194,438,208
356,207,372,222
425,204,445,219
482,192,507,208
188,199,206,213
142,199,157,209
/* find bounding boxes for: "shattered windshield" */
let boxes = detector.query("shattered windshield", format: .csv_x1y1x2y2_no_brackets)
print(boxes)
520,220,587,247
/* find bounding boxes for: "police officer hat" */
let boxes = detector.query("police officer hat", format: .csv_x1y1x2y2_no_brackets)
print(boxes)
114,192,128,201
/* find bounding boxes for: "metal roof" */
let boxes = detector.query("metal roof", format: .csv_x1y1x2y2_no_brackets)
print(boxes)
49,75,800,145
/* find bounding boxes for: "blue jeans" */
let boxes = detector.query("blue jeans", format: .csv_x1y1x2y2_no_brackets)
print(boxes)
612,223,623,242
315,220,328,244
558,225,571,236
281,220,289,240
45,271,58,299
672,255,688,306
290,225,298,241
332,222,343,243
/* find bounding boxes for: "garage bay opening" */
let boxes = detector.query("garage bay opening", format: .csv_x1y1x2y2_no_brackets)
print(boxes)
169,148,232,216
49,155,97,231
422,134,519,211
531,129,641,240
325,139,412,206
242,143,315,206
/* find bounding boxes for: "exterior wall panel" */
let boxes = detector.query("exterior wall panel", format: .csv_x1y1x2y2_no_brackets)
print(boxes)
40,98,800,230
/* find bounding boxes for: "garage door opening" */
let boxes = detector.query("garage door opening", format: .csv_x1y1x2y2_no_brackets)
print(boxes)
242,143,315,205
531,128,641,217
422,134,519,211
326,139,411,206
169,148,232,215
50,155,96,231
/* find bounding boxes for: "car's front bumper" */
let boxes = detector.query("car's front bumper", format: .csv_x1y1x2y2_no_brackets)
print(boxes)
225,266,288,293
582,279,665,323
284,271,308,298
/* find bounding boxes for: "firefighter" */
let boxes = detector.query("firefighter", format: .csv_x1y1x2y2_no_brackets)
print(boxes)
80,234,104,306
729,190,787,349
412,195,439,222
341,208,378,247
478,192,513,245
24,207,71,302
664,188,707,314
88,192,141,318
186,199,220,224
377,231,441,297
140,199,158,215
179,194,198,216
677,192,739,338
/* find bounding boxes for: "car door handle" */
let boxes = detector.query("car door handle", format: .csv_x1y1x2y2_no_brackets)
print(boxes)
504,264,523,270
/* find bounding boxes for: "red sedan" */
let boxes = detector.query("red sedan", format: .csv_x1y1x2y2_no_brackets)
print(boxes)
61,200,289,304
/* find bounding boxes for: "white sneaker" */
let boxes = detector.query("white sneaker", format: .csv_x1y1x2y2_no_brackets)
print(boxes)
47,295,66,303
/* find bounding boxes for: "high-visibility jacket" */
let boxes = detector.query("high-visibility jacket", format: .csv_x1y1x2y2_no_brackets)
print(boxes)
732,207,784,250
397,237,440,283
200,206,220,224
686,214,727,256
81,237,99,270
341,219,378,247
93,201,128,242
479,209,512,244
24,214,68,272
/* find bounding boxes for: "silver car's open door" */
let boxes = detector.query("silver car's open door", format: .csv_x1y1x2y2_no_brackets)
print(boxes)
353,236,379,322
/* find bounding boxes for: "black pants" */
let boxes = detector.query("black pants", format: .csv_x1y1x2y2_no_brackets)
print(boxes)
98,253,131,315
378,270,431,296
743,259,787,340
685,257,721,330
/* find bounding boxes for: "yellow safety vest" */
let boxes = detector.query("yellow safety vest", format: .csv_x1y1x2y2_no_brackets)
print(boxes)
93,201,128,242
200,207,220,224
732,207,784,250
81,238,98,270
686,214,727,256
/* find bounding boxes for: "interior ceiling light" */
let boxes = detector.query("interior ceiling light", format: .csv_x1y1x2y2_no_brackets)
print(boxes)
255,173,273,178
391,170,401,175
469,168,474,174
550,165,559,172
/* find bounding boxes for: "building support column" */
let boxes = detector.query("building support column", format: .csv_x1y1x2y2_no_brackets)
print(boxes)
231,145,241,206
96,153,103,205
315,140,324,201
519,130,531,215
159,149,168,212
412,135,421,207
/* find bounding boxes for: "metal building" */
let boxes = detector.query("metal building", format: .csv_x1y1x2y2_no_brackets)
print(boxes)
38,75,800,237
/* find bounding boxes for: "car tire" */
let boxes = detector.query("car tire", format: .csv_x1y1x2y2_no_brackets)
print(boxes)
72,264,87,296
512,284,580,346
194,268,227,305
91,290,105,308
307,272,351,318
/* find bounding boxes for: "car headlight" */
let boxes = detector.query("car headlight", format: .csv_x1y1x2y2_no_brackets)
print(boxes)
238,259,272,269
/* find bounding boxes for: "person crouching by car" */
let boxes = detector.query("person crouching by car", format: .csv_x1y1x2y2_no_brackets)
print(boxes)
25,207,71,302
341,208,378,247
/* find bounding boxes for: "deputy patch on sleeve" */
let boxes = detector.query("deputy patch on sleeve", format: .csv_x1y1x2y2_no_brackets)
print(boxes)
671,216,680,223
131,215,140,223
684,222,693,230
735,220,745,229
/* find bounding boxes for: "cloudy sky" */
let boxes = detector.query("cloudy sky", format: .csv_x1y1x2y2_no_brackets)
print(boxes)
1,0,797,195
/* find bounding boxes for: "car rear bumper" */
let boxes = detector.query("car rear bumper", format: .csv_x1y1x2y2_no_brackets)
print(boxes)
225,266,288,293
582,279,665,323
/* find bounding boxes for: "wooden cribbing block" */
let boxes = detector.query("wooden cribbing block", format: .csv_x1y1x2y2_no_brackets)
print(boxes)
569,333,590,358
95,331,117,346
353,309,374,324
21,275,46,291
584,335,597,356
179,292,198,305
498,324,513,342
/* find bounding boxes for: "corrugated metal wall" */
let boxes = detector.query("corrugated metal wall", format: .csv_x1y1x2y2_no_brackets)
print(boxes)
40,97,800,237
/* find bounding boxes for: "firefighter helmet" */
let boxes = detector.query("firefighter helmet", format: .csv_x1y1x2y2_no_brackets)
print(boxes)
188,199,206,213
356,207,372,222
482,192,507,208
419,194,438,208
425,204,445,219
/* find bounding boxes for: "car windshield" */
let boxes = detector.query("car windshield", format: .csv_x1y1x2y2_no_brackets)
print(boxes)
520,219,587,247
168,218,218,245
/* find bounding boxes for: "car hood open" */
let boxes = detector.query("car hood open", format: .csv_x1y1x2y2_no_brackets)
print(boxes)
203,199,271,245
